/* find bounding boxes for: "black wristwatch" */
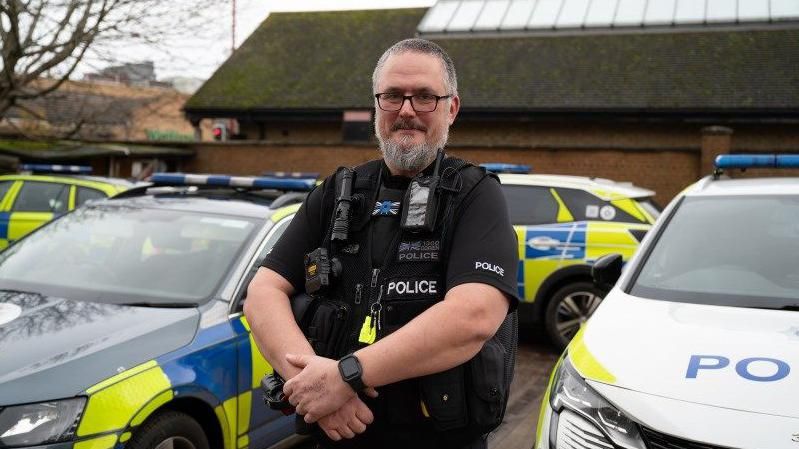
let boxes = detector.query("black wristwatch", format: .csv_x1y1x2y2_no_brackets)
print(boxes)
338,354,365,392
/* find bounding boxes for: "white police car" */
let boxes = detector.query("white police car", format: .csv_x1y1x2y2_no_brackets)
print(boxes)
535,154,799,449
0,173,311,449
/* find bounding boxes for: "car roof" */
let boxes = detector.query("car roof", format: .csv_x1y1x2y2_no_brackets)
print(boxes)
100,185,307,219
0,173,135,187
497,173,655,200
686,176,799,197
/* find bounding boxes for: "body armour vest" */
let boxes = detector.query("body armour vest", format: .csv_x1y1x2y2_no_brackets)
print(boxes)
301,157,515,448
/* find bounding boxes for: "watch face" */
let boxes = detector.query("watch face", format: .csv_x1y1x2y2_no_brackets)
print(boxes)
341,357,359,378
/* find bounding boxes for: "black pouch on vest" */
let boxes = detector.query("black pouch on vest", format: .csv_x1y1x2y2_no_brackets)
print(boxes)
419,365,468,431
304,299,350,358
466,338,507,429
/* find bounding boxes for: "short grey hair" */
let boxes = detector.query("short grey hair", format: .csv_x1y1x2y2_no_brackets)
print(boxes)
372,38,458,96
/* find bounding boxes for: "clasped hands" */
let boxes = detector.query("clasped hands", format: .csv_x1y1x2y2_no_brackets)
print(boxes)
283,354,378,441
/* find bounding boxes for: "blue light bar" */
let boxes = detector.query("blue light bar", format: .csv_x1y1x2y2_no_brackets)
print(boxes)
715,154,799,169
262,171,320,179
149,173,315,191
480,163,531,174
21,164,92,174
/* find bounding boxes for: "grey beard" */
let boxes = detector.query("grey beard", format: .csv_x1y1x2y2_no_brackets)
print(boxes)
378,129,448,174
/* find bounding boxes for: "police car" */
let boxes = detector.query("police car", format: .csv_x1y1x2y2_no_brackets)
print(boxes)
482,164,659,349
535,154,799,449
0,174,311,449
0,164,135,250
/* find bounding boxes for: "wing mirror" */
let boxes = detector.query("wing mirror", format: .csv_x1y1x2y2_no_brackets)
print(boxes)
592,254,623,291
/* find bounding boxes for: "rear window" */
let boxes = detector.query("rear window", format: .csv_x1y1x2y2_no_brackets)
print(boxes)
500,185,558,225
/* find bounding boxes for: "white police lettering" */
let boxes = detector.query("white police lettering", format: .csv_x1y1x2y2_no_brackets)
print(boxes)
387,280,438,295
475,261,505,277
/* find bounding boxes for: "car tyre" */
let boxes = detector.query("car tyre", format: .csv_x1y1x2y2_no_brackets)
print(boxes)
126,410,209,449
544,281,605,351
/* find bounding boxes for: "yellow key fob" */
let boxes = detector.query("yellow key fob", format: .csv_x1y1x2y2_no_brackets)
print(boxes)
358,316,376,344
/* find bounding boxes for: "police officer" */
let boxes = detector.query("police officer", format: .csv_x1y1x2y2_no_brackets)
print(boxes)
245,38,518,449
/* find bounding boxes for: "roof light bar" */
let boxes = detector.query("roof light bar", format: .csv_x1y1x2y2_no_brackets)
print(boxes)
480,163,532,174
715,154,799,170
20,164,92,174
262,171,320,179
149,173,315,191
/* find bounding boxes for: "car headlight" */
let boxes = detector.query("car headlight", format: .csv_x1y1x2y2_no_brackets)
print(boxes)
549,357,645,449
0,397,85,447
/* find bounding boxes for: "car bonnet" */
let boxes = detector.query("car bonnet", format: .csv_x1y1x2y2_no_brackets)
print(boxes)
569,289,799,419
0,291,198,404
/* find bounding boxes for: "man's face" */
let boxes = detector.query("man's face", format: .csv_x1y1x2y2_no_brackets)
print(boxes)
374,51,460,175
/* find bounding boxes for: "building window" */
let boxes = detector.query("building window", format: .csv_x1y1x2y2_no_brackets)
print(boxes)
342,110,372,143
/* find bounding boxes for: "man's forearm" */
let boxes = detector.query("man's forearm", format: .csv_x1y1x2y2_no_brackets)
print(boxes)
355,283,508,388
244,268,314,379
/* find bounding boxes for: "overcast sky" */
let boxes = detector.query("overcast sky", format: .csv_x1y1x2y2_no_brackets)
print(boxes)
110,0,435,81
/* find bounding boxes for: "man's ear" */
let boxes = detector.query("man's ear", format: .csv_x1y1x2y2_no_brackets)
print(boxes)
448,95,460,125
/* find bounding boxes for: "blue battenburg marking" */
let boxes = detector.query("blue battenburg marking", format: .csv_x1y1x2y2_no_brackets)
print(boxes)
524,223,586,260
157,321,240,403
0,212,9,239
373,200,400,216
516,260,525,300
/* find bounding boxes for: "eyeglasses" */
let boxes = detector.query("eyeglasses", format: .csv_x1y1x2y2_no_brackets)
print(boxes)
375,93,451,113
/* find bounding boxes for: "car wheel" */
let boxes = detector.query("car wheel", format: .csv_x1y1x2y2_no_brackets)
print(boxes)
544,282,605,351
126,410,210,449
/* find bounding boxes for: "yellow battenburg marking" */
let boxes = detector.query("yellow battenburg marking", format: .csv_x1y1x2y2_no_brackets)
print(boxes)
240,315,251,331
610,198,646,222
358,316,376,344
74,434,117,449
237,391,252,437
214,405,233,449
86,361,158,394
270,203,301,223
78,365,172,436
535,356,563,444
250,334,273,389
8,211,53,240
522,260,579,302
513,226,526,258
585,222,641,261
549,189,575,222
119,432,131,443
215,397,238,449
131,390,174,426
568,327,616,384
238,435,250,448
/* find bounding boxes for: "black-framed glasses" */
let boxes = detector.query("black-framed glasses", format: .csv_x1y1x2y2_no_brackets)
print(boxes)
375,93,451,112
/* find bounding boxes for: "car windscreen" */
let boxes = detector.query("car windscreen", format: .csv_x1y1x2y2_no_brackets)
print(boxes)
630,195,799,310
0,205,262,306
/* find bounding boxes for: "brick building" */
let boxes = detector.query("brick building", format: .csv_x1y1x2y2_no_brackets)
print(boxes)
184,2,799,204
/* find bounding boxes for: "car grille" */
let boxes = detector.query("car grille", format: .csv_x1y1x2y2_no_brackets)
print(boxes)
557,409,614,449
642,426,733,449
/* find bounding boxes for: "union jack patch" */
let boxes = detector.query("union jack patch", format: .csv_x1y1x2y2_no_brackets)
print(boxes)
373,200,400,216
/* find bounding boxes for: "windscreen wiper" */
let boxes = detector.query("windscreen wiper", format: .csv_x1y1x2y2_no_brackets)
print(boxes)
119,302,197,308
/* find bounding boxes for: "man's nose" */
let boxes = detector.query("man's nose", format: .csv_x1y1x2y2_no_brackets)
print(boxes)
398,97,416,117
